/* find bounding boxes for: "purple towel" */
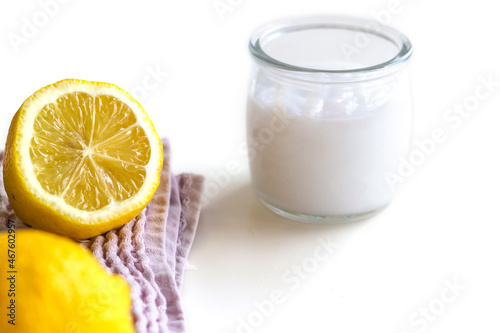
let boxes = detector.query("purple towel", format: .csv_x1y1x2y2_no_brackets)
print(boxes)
0,139,204,333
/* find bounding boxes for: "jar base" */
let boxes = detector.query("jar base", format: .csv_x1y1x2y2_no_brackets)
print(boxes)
259,197,388,224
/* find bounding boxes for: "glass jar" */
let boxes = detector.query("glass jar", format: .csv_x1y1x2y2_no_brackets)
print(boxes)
246,15,413,223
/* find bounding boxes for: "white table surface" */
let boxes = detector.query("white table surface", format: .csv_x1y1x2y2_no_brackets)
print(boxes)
1,1,499,332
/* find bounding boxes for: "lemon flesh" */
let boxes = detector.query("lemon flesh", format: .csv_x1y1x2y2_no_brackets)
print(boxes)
31,92,150,211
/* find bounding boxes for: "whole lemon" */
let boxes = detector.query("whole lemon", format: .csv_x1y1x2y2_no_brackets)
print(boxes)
0,229,136,333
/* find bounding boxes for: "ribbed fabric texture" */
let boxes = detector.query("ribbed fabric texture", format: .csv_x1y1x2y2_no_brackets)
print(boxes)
0,139,204,333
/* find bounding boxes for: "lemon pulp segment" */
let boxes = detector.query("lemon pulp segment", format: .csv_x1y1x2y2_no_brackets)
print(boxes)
30,92,151,212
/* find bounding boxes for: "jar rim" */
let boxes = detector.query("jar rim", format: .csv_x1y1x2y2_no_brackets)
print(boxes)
249,15,413,79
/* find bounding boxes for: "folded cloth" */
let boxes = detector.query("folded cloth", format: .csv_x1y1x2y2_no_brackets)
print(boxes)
0,139,204,333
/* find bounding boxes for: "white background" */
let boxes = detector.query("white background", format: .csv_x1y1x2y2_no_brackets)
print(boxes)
1,1,499,332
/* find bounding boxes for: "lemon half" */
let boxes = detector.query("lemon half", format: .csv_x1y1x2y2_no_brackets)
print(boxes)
3,79,163,239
